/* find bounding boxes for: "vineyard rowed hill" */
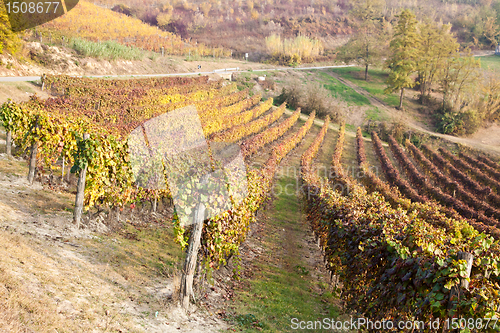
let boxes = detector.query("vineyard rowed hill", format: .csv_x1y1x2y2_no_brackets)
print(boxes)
1,73,500,330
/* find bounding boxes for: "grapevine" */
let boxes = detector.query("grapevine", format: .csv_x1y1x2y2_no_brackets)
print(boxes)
301,129,500,325
440,147,500,192
239,105,298,157
358,130,500,238
201,111,316,267
459,151,500,182
212,101,284,144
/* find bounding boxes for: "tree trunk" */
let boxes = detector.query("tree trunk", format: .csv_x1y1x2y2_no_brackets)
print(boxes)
180,203,206,309
27,141,38,184
6,131,12,156
365,64,369,81
152,196,158,213
399,88,405,110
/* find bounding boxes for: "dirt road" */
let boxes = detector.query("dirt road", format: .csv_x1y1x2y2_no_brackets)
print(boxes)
328,72,500,156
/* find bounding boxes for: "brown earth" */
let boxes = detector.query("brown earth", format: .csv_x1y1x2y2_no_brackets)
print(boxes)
0,42,270,78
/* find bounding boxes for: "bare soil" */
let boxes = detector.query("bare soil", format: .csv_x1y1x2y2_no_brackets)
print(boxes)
0,146,229,332
0,42,270,78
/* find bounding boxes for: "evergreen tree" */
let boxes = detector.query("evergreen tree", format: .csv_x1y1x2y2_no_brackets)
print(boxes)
385,9,419,110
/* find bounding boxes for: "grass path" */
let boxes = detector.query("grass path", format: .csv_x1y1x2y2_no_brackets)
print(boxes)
226,123,349,332
362,134,387,182
315,124,338,179
340,134,358,178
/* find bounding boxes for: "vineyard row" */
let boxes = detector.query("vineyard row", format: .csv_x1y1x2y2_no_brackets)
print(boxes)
301,126,500,323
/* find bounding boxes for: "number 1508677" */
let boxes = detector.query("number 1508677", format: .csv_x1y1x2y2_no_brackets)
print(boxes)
6,2,61,14
445,317,499,330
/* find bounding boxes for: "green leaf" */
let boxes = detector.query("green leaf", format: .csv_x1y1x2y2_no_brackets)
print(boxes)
444,279,456,290
437,258,445,267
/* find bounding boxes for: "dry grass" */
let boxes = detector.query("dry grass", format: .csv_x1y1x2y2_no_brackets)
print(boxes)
0,221,189,332
0,158,74,216
26,188,74,215
0,231,87,332
0,159,27,178
0,150,199,332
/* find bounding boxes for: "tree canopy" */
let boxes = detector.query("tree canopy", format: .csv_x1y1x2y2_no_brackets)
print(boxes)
385,9,420,110
0,4,20,55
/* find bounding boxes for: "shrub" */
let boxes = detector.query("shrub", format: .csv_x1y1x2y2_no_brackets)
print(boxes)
163,20,189,39
275,81,341,121
260,79,276,91
265,34,323,66
371,120,407,142
69,38,144,61
275,84,302,110
140,9,159,26
111,4,135,17
0,6,21,54
435,107,482,135
302,83,335,118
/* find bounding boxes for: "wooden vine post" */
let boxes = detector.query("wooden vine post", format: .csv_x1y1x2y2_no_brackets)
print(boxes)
5,130,12,156
74,133,90,228
180,202,206,309
27,116,39,185
443,251,474,332
454,251,473,290
5,100,13,156
61,155,65,183
4,100,13,156
41,74,46,91
151,195,158,213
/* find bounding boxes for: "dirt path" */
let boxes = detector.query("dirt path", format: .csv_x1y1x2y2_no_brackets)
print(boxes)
328,72,500,157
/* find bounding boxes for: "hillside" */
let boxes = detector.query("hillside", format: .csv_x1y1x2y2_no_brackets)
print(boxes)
0,41,266,77
38,1,228,57
0,73,353,332
1,72,500,332
2,0,500,69
74,0,500,60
